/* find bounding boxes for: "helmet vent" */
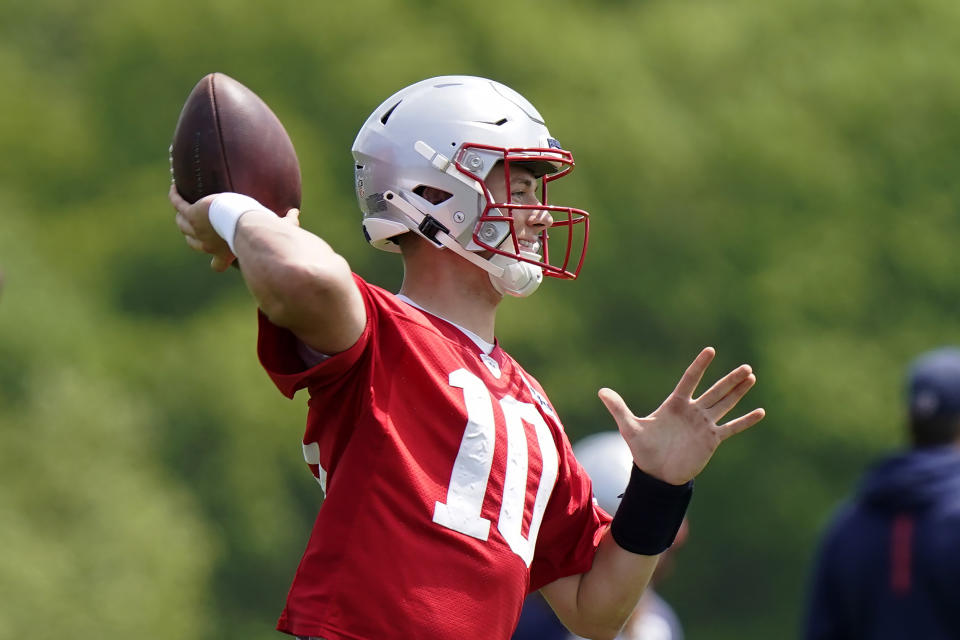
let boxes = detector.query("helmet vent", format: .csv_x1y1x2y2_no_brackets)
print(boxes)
413,185,453,205
380,101,401,125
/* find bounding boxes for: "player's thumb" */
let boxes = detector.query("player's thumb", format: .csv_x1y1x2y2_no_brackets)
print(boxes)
598,387,634,430
210,254,234,272
283,208,301,228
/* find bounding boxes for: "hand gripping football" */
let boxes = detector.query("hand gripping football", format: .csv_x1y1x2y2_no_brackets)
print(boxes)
170,72,301,215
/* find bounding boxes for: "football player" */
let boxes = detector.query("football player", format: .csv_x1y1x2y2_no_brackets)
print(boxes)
170,75,764,640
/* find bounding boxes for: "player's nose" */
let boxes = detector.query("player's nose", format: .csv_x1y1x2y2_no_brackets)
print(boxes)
523,207,553,232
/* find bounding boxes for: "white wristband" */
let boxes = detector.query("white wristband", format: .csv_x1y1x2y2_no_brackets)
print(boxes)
208,193,271,255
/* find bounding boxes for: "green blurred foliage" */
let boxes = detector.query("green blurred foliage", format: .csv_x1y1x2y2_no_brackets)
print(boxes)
2,0,960,637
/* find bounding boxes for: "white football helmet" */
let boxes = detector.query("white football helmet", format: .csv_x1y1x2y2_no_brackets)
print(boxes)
351,75,590,297
572,431,634,515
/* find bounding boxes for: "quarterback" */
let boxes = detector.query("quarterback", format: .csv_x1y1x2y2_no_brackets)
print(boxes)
170,75,764,640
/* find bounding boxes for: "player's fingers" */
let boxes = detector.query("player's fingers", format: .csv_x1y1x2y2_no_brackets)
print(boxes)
706,373,756,420
673,347,716,399
176,212,197,237
715,407,766,441
697,364,752,408
598,387,636,432
169,183,188,211
184,235,204,252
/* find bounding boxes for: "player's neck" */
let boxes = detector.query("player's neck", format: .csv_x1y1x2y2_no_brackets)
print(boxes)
399,241,500,342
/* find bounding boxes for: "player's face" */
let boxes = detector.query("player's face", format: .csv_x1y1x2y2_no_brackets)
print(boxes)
483,163,553,253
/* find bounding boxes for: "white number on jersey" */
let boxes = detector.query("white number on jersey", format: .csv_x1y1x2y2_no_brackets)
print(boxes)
432,368,560,566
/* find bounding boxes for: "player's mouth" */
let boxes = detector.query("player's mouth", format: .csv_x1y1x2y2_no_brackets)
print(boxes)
518,239,540,253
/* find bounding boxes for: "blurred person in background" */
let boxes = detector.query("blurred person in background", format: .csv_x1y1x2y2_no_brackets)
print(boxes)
804,347,960,640
513,431,688,640
170,75,763,640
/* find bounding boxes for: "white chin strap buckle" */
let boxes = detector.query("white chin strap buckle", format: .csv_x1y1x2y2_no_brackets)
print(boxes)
489,251,543,298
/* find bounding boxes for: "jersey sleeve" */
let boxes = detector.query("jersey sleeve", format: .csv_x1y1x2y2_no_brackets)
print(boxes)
257,274,375,398
527,434,612,592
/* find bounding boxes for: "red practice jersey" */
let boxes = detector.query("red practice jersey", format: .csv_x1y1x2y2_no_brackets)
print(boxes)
258,275,610,640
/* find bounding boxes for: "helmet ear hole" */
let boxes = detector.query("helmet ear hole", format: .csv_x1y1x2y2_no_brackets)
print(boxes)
413,185,453,205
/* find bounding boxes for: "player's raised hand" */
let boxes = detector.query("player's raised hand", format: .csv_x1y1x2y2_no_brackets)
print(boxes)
170,184,235,272
171,184,301,273
598,347,764,485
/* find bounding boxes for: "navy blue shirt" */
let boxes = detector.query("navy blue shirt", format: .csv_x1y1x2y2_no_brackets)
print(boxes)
804,447,960,639
512,593,569,640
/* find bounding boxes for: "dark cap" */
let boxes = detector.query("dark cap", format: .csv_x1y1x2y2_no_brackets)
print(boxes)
907,347,960,421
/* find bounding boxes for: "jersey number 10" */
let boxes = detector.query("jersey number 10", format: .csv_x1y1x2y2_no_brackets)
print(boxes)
432,368,560,567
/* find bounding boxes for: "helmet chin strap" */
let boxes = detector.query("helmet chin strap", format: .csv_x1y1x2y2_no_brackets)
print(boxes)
382,190,542,297
489,251,543,298
382,190,504,277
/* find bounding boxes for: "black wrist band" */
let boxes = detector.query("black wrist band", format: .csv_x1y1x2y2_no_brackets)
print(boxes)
609,464,693,556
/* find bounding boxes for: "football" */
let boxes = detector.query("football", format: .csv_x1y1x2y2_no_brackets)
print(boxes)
169,72,301,215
